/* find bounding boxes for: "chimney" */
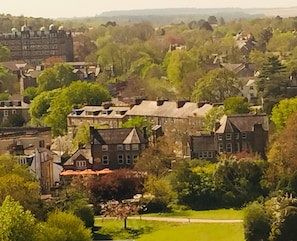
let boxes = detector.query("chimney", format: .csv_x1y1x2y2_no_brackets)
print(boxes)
156,98,168,106
176,100,186,108
142,126,148,140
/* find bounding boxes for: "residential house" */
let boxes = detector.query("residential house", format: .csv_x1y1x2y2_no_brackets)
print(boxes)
0,127,51,154
63,148,93,171
125,99,212,133
190,114,269,161
0,126,61,194
90,126,148,170
67,103,131,137
0,100,30,125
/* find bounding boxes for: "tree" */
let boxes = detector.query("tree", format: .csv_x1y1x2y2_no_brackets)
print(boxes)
0,64,18,93
214,156,266,207
43,81,111,136
120,116,152,134
0,196,37,241
0,43,10,61
36,63,77,93
258,56,289,114
89,169,144,202
208,16,218,25
143,175,176,212
45,211,93,241
101,199,141,229
170,160,219,209
267,197,297,241
203,105,225,131
243,201,271,241
135,136,175,177
29,88,61,126
270,97,297,131
191,68,241,103
267,112,297,191
0,154,40,216
224,96,250,114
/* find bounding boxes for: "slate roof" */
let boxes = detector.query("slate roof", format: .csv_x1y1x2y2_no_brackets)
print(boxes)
191,133,216,150
216,114,269,133
92,128,147,145
125,100,212,118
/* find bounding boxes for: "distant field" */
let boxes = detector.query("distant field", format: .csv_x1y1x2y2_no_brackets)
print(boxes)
94,209,244,241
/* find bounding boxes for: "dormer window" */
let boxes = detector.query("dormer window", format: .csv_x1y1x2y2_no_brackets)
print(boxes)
102,145,108,151
242,132,247,139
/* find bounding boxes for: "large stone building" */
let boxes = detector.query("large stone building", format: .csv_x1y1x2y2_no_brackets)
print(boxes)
0,24,74,65
190,113,269,161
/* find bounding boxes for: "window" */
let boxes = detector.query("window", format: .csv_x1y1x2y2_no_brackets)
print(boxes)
226,143,232,153
235,133,240,140
208,152,213,158
12,110,16,115
235,143,241,152
102,155,109,165
242,132,247,139
218,134,223,141
117,144,123,150
102,145,108,151
218,143,223,153
199,152,203,158
77,160,86,168
226,133,232,140
125,145,130,151
126,155,131,164
4,110,8,117
132,144,139,151
118,154,124,164
203,151,208,158
133,155,138,163
39,140,45,148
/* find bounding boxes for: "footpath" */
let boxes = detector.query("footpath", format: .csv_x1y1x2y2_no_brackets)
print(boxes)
127,216,243,223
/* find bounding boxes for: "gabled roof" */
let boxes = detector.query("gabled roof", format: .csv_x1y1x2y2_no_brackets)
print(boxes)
0,60,30,72
216,114,269,133
92,127,147,145
63,148,92,166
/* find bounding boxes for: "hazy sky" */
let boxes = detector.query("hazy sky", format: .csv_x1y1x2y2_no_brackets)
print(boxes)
1,0,297,18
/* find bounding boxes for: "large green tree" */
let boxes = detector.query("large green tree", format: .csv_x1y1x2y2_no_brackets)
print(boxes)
0,196,38,241
32,81,111,136
191,68,241,103
36,63,77,93
258,56,289,114
0,155,40,215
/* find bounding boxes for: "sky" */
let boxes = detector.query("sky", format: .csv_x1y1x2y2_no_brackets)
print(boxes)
1,0,297,19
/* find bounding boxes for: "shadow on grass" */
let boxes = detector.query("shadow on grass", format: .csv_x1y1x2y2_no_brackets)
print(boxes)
93,226,112,240
93,225,154,240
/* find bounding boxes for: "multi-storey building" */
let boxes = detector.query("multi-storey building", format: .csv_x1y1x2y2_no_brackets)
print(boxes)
190,113,269,161
0,24,73,66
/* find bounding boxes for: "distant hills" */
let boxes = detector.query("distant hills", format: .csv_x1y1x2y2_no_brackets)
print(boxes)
99,7,297,18
56,7,297,25
71,7,297,25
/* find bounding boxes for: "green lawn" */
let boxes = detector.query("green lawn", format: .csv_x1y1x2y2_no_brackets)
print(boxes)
93,209,244,241
144,208,243,219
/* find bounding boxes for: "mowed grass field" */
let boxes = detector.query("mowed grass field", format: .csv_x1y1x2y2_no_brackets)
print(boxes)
94,209,245,241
